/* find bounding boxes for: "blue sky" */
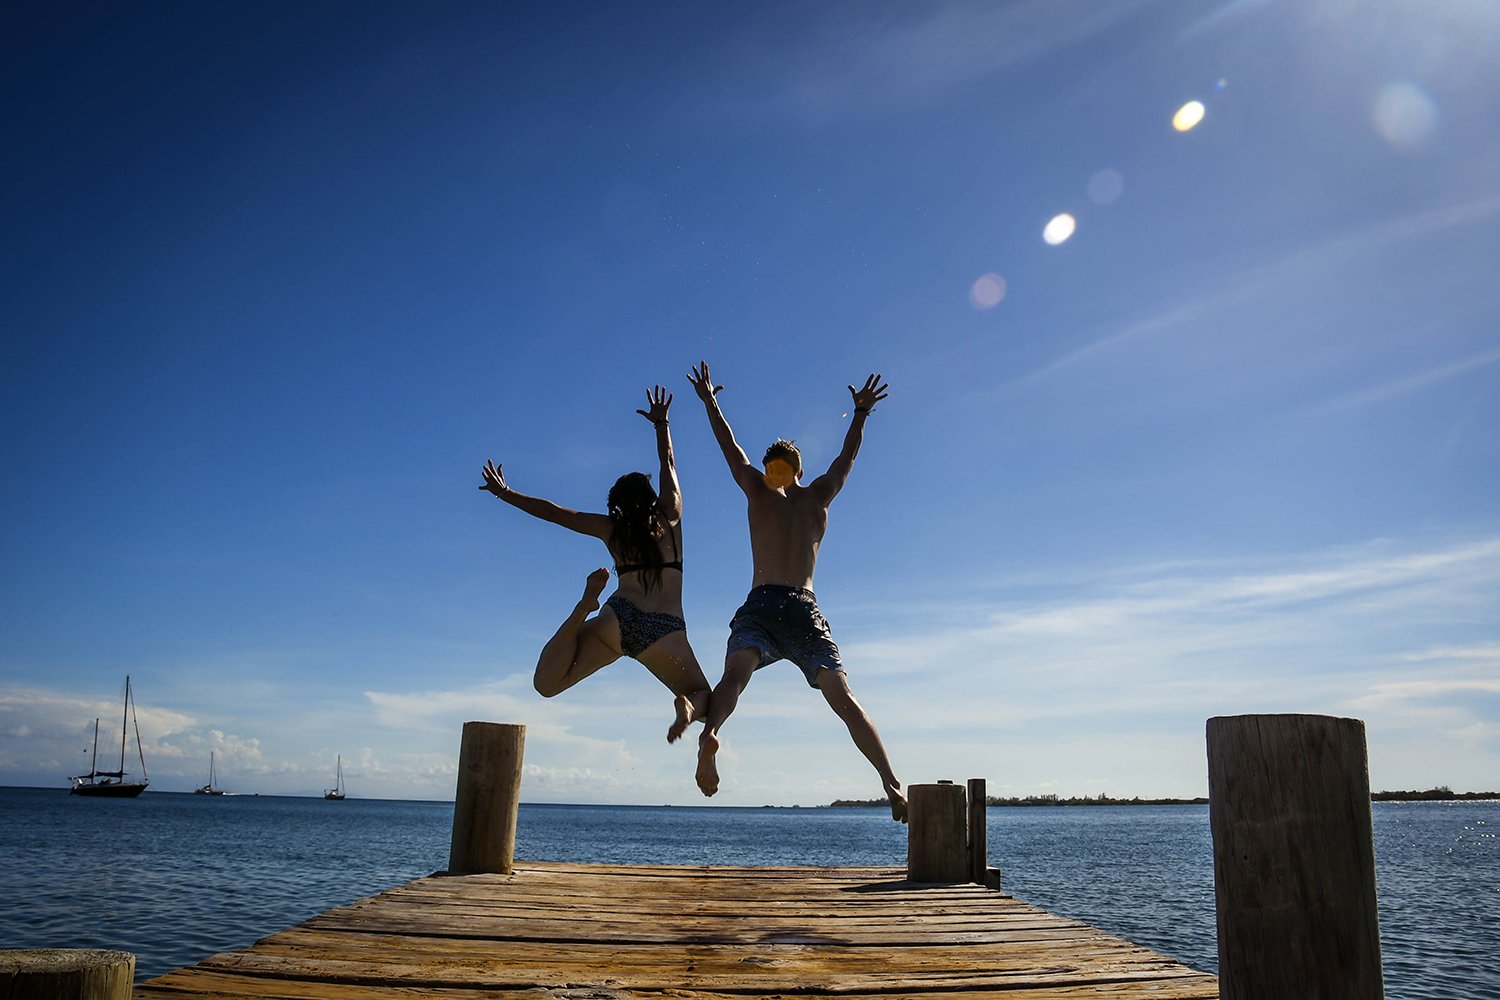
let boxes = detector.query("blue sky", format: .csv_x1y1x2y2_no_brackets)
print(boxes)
3,0,1497,804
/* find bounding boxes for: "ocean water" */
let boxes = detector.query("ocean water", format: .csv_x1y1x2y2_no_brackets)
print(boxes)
0,788,1494,999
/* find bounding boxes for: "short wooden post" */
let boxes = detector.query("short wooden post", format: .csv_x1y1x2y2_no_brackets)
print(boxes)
967,777,987,885
907,781,968,883
1207,714,1384,1000
448,721,526,875
0,949,134,999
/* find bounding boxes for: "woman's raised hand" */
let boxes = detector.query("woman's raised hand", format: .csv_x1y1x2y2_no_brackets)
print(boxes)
636,385,673,425
479,459,509,498
687,361,723,402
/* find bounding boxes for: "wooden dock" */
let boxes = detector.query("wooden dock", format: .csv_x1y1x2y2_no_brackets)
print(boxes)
134,861,1219,999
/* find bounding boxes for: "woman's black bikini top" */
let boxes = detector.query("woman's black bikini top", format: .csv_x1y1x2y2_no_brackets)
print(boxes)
614,527,682,575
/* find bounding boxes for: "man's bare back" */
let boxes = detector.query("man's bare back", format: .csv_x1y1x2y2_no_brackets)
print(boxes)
743,481,829,590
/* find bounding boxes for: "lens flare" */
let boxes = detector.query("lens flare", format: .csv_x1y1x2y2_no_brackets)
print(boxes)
969,273,1007,310
1086,169,1124,205
1042,213,1076,246
1172,100,1206,132
1372,82,1437,150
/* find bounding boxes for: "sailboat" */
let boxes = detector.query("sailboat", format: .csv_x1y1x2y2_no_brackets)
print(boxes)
194,750,227,795
324,754,346,800
70,675,149,797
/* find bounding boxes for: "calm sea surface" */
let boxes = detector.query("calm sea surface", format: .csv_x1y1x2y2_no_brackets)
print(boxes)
0,788,1493,998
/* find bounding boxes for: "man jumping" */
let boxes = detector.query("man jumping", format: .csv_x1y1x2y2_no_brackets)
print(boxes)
687,361,906,822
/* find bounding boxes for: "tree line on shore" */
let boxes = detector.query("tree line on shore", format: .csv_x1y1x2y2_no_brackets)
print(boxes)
829,785,1497,808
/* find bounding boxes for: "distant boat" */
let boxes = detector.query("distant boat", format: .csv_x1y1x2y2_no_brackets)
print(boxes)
194,750,227,796
70,676,149,798
324,754,346,800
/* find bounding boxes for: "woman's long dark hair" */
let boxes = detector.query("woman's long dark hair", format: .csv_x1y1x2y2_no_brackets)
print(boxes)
607,472,666,593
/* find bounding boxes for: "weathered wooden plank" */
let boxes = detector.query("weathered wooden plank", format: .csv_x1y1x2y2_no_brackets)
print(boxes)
140,968,1218,1000
372,885,1026,911
135,862,1216,999
232,930,1164,976
186,945,1204,994
305,902,1075,934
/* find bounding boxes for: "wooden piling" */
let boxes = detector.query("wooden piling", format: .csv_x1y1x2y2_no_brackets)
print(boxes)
447,721,525,875
1207,714,1383,1000
0,949,134,1000
907,781,968,883
967,776,987,886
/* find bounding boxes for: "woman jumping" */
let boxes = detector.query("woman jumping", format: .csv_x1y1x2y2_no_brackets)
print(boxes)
479,386,711,742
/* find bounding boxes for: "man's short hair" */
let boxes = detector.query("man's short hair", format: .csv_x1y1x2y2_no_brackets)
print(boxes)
762,439,802,476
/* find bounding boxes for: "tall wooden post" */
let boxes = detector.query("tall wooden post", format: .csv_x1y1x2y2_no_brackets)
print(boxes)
1207,714,1384,1000
0,949,134,999
966,777,990,886
448,721,526,875
907,781,968,883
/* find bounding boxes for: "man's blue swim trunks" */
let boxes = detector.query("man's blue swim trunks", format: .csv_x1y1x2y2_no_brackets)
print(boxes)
725,584,843,688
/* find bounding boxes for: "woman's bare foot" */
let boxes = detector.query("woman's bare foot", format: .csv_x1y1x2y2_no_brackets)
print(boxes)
696,731,720,796
886,782,908,824
667,694,693,743
579,567,610,613
666,689,710,744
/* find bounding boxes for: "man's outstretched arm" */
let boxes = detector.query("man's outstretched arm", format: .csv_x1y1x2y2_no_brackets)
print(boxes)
688,361,761,493
808,373,889,504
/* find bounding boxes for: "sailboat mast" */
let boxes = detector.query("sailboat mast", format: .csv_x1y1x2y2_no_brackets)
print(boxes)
118,676,131,776
133,686,148,782
91,718,100,776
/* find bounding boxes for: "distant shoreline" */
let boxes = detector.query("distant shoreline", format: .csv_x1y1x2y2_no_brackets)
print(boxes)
829,786,1499,808
1370,786,1500,802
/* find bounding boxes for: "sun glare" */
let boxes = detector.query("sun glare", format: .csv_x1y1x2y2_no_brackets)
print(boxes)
1042,213,1076,246
1172,100,1206,132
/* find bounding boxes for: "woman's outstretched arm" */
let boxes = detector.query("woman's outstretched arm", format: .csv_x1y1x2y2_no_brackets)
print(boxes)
637,385,682,524
479,460,612,538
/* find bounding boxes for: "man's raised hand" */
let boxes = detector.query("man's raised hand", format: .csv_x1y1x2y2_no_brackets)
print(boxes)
688,361,724,403
479,459,508,498
849,373,889,413
636,385,673,425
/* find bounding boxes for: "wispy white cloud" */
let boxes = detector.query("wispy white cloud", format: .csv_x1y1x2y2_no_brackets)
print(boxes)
1008,194,1500,388
832,535,1500,791
5,534,1496,800
1302,344,1500,416
1176,0,1274,41
738,0,1165,119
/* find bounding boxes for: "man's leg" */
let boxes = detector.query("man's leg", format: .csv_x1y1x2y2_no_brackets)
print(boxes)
816,669,907,823
696,648,760,797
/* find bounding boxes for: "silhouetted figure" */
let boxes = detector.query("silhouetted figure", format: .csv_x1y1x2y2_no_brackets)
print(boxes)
687,362,906,821
480,386,710,742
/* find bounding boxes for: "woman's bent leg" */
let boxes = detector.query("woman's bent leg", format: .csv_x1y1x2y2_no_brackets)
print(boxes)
534,569,622,697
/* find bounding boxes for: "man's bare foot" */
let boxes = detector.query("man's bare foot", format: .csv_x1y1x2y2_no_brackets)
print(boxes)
696,732,720,796
667,689,710,744
579,568,609,613
886,782,908,824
